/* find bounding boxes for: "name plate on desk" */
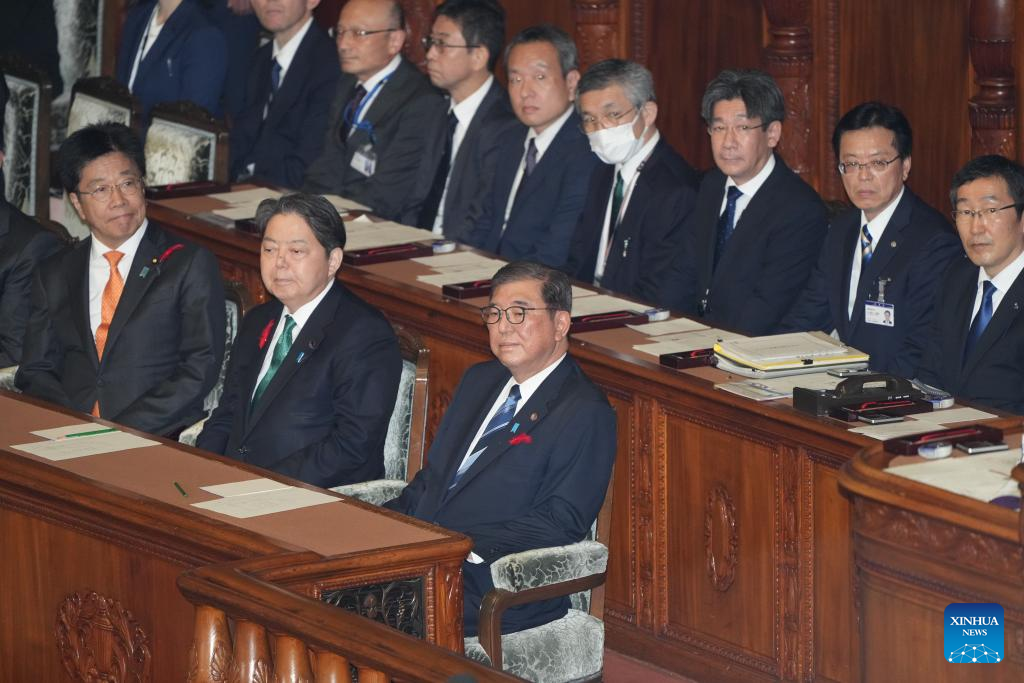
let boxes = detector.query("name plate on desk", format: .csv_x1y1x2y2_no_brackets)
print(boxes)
571,310,649,333
145,180,231,200
345,243,434,265
441,279,492,299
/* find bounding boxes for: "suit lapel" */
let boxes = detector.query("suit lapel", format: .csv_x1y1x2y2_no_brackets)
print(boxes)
101,227,163,363
265,32,313,128
68,242,97,369
349,59,412,148
847,192,912,334
511,113,578,216
239,304,282,433
696,172,726,289
448,81,499,181
135,4,189,86
963,269,1024,376
836,216,860,331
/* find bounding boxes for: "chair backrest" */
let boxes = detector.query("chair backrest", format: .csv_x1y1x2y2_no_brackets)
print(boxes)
145,100,229,186
383,323,430,482
1,55,52,220
51,0,109,146
572,471,615,616
204,280,251,414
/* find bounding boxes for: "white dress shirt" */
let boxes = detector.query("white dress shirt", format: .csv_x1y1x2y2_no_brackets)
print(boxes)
719,153,776,226
433,75,494,234
89,221,149,339
354,53,403,126
846,187,904,318
971,248,1024,321
501,105,575,234
272,17,314,83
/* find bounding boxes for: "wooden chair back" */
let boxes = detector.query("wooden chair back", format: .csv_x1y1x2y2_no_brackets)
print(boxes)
1,55,52,221
391,322,430,482
145,100,229,185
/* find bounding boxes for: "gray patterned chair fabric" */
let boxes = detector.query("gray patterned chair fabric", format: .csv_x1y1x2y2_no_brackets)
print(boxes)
0,366,19,393
490,541,607,615
52,0,105,146
145,118,217,185
3,73,43,217
464,609,605,683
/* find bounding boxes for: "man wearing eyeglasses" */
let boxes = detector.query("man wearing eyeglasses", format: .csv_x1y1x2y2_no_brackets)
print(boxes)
465,24,599,269
303,0,445,223
668,68,827,335
414,0,520,241
16,123,226,438
565,59,698,309
385,261,616,637
229,0,339,188
779,102,960,378
917,155,1024,414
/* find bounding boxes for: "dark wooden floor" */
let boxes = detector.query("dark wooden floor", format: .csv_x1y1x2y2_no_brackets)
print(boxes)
604,650,699,682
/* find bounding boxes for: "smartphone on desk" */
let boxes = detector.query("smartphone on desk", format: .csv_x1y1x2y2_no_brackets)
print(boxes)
954,440,1009,455
857,412,904,425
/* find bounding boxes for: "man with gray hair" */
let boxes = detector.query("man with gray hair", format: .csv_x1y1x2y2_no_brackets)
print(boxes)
466,24,598,269
566,58,698,308
668,68,827,335
198,193,401,488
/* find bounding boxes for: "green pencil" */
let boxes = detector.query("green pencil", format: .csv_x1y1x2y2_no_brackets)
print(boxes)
66,427,117,438
174,482,187,497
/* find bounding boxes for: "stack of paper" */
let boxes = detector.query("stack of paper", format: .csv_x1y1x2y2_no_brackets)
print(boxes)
886,449,1023,502
11,424,159,461
209,188,283,220
344,220,433,250
628,318,710,336
633,329,746,357
571,294,647,317
714,331,868,377
716,371,844,401
192,477,339,518
321,194,370,213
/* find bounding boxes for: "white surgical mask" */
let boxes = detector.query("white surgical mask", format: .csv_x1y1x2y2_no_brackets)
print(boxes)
587,113,645,165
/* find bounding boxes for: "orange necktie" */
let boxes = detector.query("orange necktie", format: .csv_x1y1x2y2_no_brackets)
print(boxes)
92,251,124,416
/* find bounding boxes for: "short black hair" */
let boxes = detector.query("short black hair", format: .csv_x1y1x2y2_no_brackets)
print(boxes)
57,122,146,193
505,24,578,78
950,155,1024,220
255,193,347,252
832,101,912,159
435,0,505,72
491,260,572,314
700,68,785,126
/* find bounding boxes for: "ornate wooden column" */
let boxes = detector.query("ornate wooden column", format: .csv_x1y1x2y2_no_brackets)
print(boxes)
572,0,627,71
968,0,1016,158
762,0,815,185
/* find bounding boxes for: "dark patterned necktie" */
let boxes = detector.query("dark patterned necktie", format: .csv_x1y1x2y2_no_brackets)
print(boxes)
448,384,521,490
341,84,368,138
963,280,996,364
714,185,743,269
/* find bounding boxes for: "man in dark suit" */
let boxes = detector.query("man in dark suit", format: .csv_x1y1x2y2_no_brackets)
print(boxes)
229,0,340,188
416,0,521,241
198,193,402,487
668,69,827,335
918,155,1024,414
16,123,225,436
303,0,446,222
465,25,599,269
566,59,698,308
780,102,961,378
385,261,616,636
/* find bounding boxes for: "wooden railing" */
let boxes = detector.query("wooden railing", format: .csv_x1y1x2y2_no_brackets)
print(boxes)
178,564,521,683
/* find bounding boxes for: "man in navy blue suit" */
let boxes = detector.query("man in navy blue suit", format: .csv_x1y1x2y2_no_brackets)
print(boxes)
229,0,339,188
416,0,521,241
668,69,827,335
918,155,1024,414
780,102,960,378
198,193,401,487
385,261,616,636
466,25,599,269
566,59,698,308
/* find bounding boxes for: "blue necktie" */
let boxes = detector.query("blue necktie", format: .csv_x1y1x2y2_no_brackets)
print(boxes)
263,58,281,120
861,224,873,263
963,280,996,364
714,186,743,269
449,384,521,490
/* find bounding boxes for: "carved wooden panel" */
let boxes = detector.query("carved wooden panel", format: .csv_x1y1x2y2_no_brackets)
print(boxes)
968,0,1017,158
572,0,624,69
322,578,426,639
56,591,152,683
704,485,738,592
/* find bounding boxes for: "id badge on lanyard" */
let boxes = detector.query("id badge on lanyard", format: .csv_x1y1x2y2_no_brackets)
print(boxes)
345,75,391,177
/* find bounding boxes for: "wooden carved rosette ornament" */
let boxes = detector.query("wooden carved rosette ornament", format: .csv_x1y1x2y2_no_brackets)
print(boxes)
55,590,152,682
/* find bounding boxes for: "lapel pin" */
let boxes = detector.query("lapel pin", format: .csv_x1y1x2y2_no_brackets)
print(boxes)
151,257,158,264
530,412,539,422
139,266,150,279
1014,302,1020,311
890,240,897,248
296,351,306,364
511,422,519,433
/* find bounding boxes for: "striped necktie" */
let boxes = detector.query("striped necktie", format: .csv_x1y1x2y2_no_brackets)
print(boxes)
251,315,296,409
448,384,521,490
861,224,874,263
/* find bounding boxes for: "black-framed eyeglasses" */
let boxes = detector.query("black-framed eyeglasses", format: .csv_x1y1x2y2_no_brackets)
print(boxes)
76,177,144,203
837,156,901,175
580,107,637,134
480,305,557,325
333,27,400,41
706,121,768,137
421,36,479,52
951,203,1020,223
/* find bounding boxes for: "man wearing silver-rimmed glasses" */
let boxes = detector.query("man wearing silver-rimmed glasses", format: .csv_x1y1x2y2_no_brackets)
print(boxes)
386,260,616,637
17,123,225,438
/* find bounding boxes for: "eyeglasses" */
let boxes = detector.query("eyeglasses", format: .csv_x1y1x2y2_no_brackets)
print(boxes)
333,27,400,41
480,305,557,325
421,36,479,53
76,177,144,203
707,122,768,138
951,203,1019,223
580,107,637,134
837,156,901,175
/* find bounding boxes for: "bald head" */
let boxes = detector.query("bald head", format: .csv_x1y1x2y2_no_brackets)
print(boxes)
336,0,408,81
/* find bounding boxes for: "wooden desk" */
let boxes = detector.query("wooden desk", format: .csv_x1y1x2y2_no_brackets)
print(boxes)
148,193,1023,682
840,445,1024,681
0,392,471,682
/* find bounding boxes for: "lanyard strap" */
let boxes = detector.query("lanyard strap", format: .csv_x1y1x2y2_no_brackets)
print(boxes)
343,71,394,145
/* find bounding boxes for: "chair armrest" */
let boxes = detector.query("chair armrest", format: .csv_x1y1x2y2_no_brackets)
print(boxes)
177,418,208,447
478,542,608,670
331,479,408,507
0,366,18,392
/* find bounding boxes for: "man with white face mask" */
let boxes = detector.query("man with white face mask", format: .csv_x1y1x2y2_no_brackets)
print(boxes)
565,59,698,307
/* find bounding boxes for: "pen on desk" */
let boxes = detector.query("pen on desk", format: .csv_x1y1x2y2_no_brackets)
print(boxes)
174,482,187,497
65,427,117,438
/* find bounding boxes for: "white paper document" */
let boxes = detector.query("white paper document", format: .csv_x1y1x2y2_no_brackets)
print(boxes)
12,432,160,461
344,222,433,251
191,486,339,518
570,294,646,317
200,478,290,497
212,206,260,220
907,406,998,426
886,449,1023,502
571,286,597,300
417,268,499,287
628,318,710,337
716,331,867,367
412,252,502,269
321,194,370,213
209,188,283,205
715,382,789,401
633,329,746,357
715,372,844,402
848,420,947,441
30,423,97,439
